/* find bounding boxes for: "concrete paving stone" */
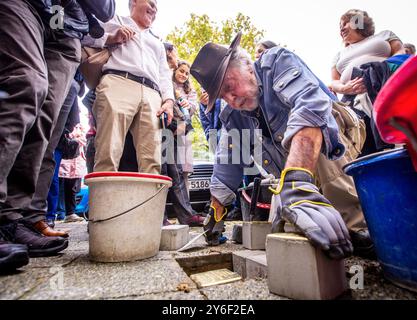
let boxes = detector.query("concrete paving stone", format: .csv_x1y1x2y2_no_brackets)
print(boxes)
55,221,88,242
201,279,288,300
66,241,89,253
266,233,347,300
160,225,190,251
246,254,267,279
232,250,265,278
22,255,196,300
25,250,83,269
242,222,271,250
0,267,54,300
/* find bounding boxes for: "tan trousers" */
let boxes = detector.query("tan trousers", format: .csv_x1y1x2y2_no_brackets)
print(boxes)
93,74,162,174
316,154,366,232
315,101,368,232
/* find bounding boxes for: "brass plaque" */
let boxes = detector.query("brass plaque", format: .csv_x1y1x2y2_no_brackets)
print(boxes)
269,232,308,241
190,269,242,288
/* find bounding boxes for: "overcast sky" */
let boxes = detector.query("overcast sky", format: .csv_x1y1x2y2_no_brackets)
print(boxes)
115,0,417,84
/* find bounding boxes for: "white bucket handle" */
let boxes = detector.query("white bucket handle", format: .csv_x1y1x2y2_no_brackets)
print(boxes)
88,184,168,224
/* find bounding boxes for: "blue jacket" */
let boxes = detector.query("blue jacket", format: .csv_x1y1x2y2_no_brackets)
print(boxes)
210,47,345,205
199,99,223,141
28,0,115,39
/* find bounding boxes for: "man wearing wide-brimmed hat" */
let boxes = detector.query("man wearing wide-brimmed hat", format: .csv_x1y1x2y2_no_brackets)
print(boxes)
190,32,372,260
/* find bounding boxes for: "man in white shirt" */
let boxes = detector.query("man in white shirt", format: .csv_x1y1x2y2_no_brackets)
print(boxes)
92,0,174,174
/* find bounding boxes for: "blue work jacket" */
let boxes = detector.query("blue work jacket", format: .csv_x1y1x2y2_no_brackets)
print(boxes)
210,47,345,205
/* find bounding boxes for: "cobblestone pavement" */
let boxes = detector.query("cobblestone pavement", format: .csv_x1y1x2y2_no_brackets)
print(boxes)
1,221,416,300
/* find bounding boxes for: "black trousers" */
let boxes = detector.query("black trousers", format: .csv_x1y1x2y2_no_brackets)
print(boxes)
0,0,81,223
63,178,81,216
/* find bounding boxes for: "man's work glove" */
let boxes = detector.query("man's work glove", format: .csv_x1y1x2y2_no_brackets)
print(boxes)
269,168,353,260
203,197,231,246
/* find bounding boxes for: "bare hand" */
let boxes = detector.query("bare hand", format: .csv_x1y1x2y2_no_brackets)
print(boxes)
157,100,174,125
200,91,209,105
342,77,367,95
179,98,190,109
107,26,135,45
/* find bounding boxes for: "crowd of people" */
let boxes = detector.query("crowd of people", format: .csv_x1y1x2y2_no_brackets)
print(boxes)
0,0,415,274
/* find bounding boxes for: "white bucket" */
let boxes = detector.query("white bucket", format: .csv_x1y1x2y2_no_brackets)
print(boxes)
84,172,172,263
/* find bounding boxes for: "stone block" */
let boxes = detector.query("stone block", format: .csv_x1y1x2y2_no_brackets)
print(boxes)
242,221,272,250
266,233,348,300
246,253,268,279
232,250,264,278
159,225,190,251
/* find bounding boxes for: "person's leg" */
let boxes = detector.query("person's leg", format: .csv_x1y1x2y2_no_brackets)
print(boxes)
64,178,77,217
23,80,80,225
46,149,63,221
64,178,83,222
316,154,366,232
93,75,140,172
0,1,70,255
0,0,48,222
56,178,66,220
130,86,162,174
166,163,192,224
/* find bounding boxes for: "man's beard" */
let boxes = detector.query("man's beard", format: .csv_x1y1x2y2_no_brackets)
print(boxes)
241,82,260,111
240,96,259,111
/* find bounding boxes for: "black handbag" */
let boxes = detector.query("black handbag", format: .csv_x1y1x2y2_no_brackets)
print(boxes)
58,129,80,160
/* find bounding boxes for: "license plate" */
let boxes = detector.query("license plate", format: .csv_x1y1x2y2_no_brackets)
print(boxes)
189,179,210,190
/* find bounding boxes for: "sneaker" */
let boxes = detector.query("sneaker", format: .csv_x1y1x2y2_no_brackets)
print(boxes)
186,215,205,227
64,214,84,223
0,228,29,271
1,221,68,258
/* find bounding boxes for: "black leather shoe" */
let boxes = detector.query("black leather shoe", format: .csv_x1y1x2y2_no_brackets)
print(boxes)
350,229,377,260
0,228,29,271
1,221,68,258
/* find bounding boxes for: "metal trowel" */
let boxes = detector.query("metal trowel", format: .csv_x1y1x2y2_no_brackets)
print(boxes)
176,229,208,252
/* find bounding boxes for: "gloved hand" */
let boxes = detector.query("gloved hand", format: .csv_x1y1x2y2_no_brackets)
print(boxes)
203,197,231,246
270,167,353,260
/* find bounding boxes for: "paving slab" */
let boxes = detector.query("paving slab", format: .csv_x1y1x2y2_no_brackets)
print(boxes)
246,254,267,279
2,221,417,300
0,268,53,300
22,256,196,300
200,279,287,300
232,250,265,278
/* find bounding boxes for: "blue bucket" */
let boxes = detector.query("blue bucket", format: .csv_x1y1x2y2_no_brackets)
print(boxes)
344,148,417,292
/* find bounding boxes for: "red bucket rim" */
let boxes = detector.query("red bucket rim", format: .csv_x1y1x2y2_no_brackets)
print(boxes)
85,172,172,182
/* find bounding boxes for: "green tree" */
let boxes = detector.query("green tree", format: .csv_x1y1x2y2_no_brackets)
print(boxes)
166,13,264,159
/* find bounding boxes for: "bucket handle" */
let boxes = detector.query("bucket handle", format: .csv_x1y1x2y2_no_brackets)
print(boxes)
88,184,168,224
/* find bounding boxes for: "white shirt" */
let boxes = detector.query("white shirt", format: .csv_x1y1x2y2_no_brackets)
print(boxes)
333,30,400,83
87,15,174,102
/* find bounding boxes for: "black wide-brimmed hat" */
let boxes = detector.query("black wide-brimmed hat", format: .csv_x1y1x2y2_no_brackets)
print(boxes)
190,32,242,113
